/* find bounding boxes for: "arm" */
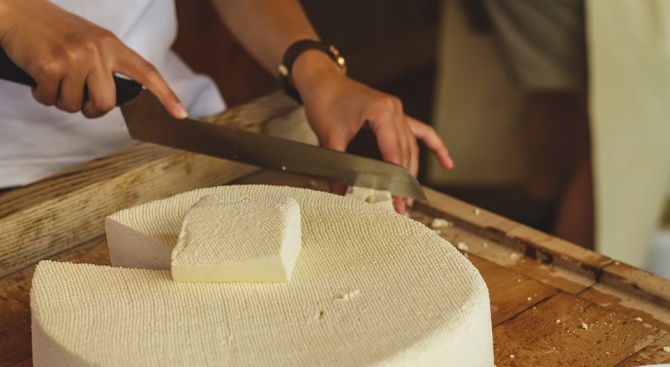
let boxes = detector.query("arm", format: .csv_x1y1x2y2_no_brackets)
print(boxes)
210,0,453,212
0,0,185,118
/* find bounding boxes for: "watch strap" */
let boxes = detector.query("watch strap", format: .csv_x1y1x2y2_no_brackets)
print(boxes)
278,39,346,104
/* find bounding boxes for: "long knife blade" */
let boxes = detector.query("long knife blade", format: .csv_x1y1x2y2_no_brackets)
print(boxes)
120,90,426,200
0,49,425,199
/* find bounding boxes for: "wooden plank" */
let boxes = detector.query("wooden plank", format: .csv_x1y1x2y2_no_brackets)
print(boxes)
493,292,667,367
419,186,520,236
580,261,670,331
413,210,595,294
0,92,305,278
616,333,670,367
468,255,559,326
598,261,670,313
416,187,612,293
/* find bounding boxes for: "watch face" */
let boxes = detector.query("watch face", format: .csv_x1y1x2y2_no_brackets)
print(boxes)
278,64,289,77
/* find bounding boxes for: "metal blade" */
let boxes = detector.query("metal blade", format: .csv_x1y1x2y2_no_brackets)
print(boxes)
120,90,426,200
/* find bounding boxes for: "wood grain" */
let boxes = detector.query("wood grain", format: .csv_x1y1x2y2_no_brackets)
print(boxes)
417,187,613,294
616,333,670,367
0,92,303,278
468,255,559,326
493,292,666,367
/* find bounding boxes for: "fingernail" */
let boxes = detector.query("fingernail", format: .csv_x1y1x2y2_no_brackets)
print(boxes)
407,198,414,208
447,157,455,169
175,103,188,119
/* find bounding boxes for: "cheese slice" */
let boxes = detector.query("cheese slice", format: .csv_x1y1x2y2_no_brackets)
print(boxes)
172,194,301,282
33,185,494,366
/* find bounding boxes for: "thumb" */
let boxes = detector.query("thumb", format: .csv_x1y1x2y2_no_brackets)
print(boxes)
318,132,348,153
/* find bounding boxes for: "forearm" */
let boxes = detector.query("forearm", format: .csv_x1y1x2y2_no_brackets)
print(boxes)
209,0,453,214
209,0,318,77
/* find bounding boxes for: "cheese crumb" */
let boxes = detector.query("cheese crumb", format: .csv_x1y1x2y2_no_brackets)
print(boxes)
663,346,670,353
457,242,469,251
431,218,452,228
556,319,561,323
510,253,521,260
509,354,515,359
581,323,589,330
337,289,361,301
473,208,481,215
634,317,643,322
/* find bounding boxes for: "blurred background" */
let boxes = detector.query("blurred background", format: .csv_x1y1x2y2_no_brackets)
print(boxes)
172,0,670,278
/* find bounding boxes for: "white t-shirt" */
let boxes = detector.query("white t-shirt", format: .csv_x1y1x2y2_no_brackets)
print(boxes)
0,0,226,188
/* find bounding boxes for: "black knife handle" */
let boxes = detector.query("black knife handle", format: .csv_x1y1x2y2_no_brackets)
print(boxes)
0,48,143,105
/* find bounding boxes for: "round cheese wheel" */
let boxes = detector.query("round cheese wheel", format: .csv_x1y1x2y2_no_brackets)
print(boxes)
31,185,494,366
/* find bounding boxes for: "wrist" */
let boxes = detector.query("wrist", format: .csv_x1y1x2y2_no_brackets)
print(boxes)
278,40,346,103
292,50,346,97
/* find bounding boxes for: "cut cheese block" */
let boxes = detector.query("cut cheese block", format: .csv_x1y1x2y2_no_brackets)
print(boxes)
34,185,493,366
172,194,301,282
345,186,394,211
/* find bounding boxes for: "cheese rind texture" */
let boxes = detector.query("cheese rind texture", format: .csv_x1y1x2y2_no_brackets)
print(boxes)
172,194,302,282
35,185,494,366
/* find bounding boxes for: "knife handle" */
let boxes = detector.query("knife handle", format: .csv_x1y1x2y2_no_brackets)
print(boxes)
0,48,142,105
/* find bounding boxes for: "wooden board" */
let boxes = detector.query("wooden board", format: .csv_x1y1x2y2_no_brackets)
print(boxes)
2,96,670,366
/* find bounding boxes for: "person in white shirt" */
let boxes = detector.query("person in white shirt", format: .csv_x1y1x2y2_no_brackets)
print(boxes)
0,0,453,213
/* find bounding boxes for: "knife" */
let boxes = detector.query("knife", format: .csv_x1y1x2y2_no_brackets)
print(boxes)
0,49,425,199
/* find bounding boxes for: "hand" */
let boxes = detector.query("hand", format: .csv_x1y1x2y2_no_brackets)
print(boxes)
292,51,454,213
0,0,186,118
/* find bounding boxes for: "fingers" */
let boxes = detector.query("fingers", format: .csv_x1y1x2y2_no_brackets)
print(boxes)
329,182,348,196
364,97,417,214
302,78,451,215
55,68,88,113
82,68,115,118
114,47,187,119
9,16,184,119
367,96,409,169
407,116,454,170
31,78,60,107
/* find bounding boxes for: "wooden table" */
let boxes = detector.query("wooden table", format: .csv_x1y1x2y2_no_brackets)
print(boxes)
2,96,670,367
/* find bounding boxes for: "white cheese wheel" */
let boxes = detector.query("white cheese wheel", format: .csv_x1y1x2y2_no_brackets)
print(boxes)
172,194,302,282
33,185,494,366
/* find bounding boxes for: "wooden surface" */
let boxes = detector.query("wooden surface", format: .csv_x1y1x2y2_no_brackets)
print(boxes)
2,100,670,366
